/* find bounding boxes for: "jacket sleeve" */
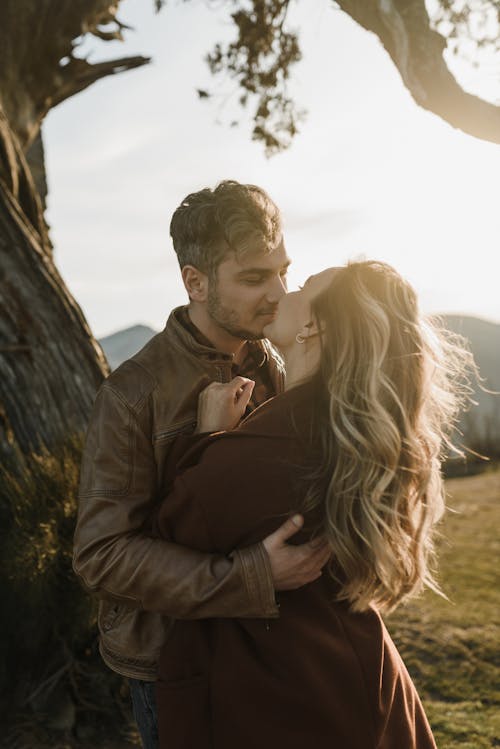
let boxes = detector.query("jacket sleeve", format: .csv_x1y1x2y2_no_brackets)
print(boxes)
72,383,278,620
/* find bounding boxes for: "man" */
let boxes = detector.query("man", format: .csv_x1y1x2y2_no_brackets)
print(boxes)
73,181,329,748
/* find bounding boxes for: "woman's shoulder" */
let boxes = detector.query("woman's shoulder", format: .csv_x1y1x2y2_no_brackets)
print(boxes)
238,380,313,437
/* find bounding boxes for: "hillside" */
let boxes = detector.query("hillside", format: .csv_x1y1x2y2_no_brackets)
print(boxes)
441,315,500,453
99,325,156,370
387,467,500,748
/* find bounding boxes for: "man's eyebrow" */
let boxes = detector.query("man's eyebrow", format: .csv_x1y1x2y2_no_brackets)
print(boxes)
236,260,291,277
236,267,273,277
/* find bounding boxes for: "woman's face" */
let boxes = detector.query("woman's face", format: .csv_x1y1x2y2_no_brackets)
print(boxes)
263,267,339,349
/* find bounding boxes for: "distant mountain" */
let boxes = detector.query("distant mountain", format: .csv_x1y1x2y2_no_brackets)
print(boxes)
440,315,500,455
99,324,157,370
99,316,500,454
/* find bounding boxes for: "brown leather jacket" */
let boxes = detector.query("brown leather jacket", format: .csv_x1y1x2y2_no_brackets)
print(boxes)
73,307,284,681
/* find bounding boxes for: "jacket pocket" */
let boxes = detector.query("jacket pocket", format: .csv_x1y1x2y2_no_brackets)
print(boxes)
156,675,212,749
98,599,126,634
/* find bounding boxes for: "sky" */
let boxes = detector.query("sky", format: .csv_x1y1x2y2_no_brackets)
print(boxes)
43,0,500,338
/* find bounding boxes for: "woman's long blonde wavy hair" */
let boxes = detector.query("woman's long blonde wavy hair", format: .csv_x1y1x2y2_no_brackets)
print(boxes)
302,260,474,613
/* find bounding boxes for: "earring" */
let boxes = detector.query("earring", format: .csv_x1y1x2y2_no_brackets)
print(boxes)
296,333,306,344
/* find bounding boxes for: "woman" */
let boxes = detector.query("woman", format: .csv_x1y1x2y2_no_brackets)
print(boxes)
154,260,470,748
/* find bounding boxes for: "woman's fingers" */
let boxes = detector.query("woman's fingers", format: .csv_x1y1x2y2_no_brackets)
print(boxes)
226,376,255,402
196,377,255,432
235,379,255,410
230,375,254,391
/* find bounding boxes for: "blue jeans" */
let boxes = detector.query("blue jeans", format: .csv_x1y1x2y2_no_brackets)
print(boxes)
129,678,159,749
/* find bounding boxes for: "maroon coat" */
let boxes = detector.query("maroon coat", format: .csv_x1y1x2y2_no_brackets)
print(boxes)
155,383,437,749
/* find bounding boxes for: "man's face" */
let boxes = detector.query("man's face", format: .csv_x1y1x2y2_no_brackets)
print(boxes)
207,242,291,340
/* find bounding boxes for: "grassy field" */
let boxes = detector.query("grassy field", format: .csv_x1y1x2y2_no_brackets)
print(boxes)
386,466,500,748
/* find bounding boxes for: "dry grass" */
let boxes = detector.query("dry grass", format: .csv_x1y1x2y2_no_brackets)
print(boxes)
386,466,500,748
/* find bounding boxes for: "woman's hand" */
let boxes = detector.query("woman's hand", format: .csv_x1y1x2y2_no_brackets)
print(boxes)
196,376,255,433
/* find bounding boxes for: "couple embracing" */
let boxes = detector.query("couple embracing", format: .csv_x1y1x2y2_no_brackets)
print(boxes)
74,180,467,748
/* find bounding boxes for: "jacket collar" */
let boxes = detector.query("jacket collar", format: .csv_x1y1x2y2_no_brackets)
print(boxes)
164,306,269,369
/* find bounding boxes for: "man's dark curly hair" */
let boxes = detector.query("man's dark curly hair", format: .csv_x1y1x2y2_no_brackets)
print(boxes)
170,180,282,277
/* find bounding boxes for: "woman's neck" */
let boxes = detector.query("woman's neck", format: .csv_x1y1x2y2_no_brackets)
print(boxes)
282,343,320,391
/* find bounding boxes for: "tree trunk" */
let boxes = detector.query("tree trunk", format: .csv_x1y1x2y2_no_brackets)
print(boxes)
0,0,150,466
0,147,108,463
0,104,109,729
0,2,149,732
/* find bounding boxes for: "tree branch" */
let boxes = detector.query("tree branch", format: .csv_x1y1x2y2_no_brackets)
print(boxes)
50,55,150,111
0,1,150,149
335,0,500,144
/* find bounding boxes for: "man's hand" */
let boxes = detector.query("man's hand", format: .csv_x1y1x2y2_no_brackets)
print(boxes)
196,377,255,433
262,515,331,591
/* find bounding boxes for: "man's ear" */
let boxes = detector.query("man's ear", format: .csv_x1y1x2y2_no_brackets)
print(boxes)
181,265,209,303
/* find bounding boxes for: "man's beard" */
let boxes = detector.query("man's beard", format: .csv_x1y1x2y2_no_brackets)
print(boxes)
207,285,265,341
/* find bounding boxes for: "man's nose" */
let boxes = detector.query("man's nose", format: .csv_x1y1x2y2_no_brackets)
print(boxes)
266,275,288,303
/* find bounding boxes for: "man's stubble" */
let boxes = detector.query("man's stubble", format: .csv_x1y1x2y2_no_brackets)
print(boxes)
207,282,264,342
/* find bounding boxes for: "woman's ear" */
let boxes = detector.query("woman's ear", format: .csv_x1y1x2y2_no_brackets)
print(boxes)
297,317,323,342
181,265,209,302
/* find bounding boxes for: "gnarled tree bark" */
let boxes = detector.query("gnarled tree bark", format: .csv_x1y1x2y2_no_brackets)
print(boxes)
0,0,149,471
0,1,149,731
0,111,108,464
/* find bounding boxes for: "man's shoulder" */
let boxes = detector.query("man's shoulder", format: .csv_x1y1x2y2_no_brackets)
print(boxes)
102,329,169,410
101,314,204,412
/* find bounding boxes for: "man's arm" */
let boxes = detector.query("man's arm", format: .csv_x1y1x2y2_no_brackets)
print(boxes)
73,383,327,619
